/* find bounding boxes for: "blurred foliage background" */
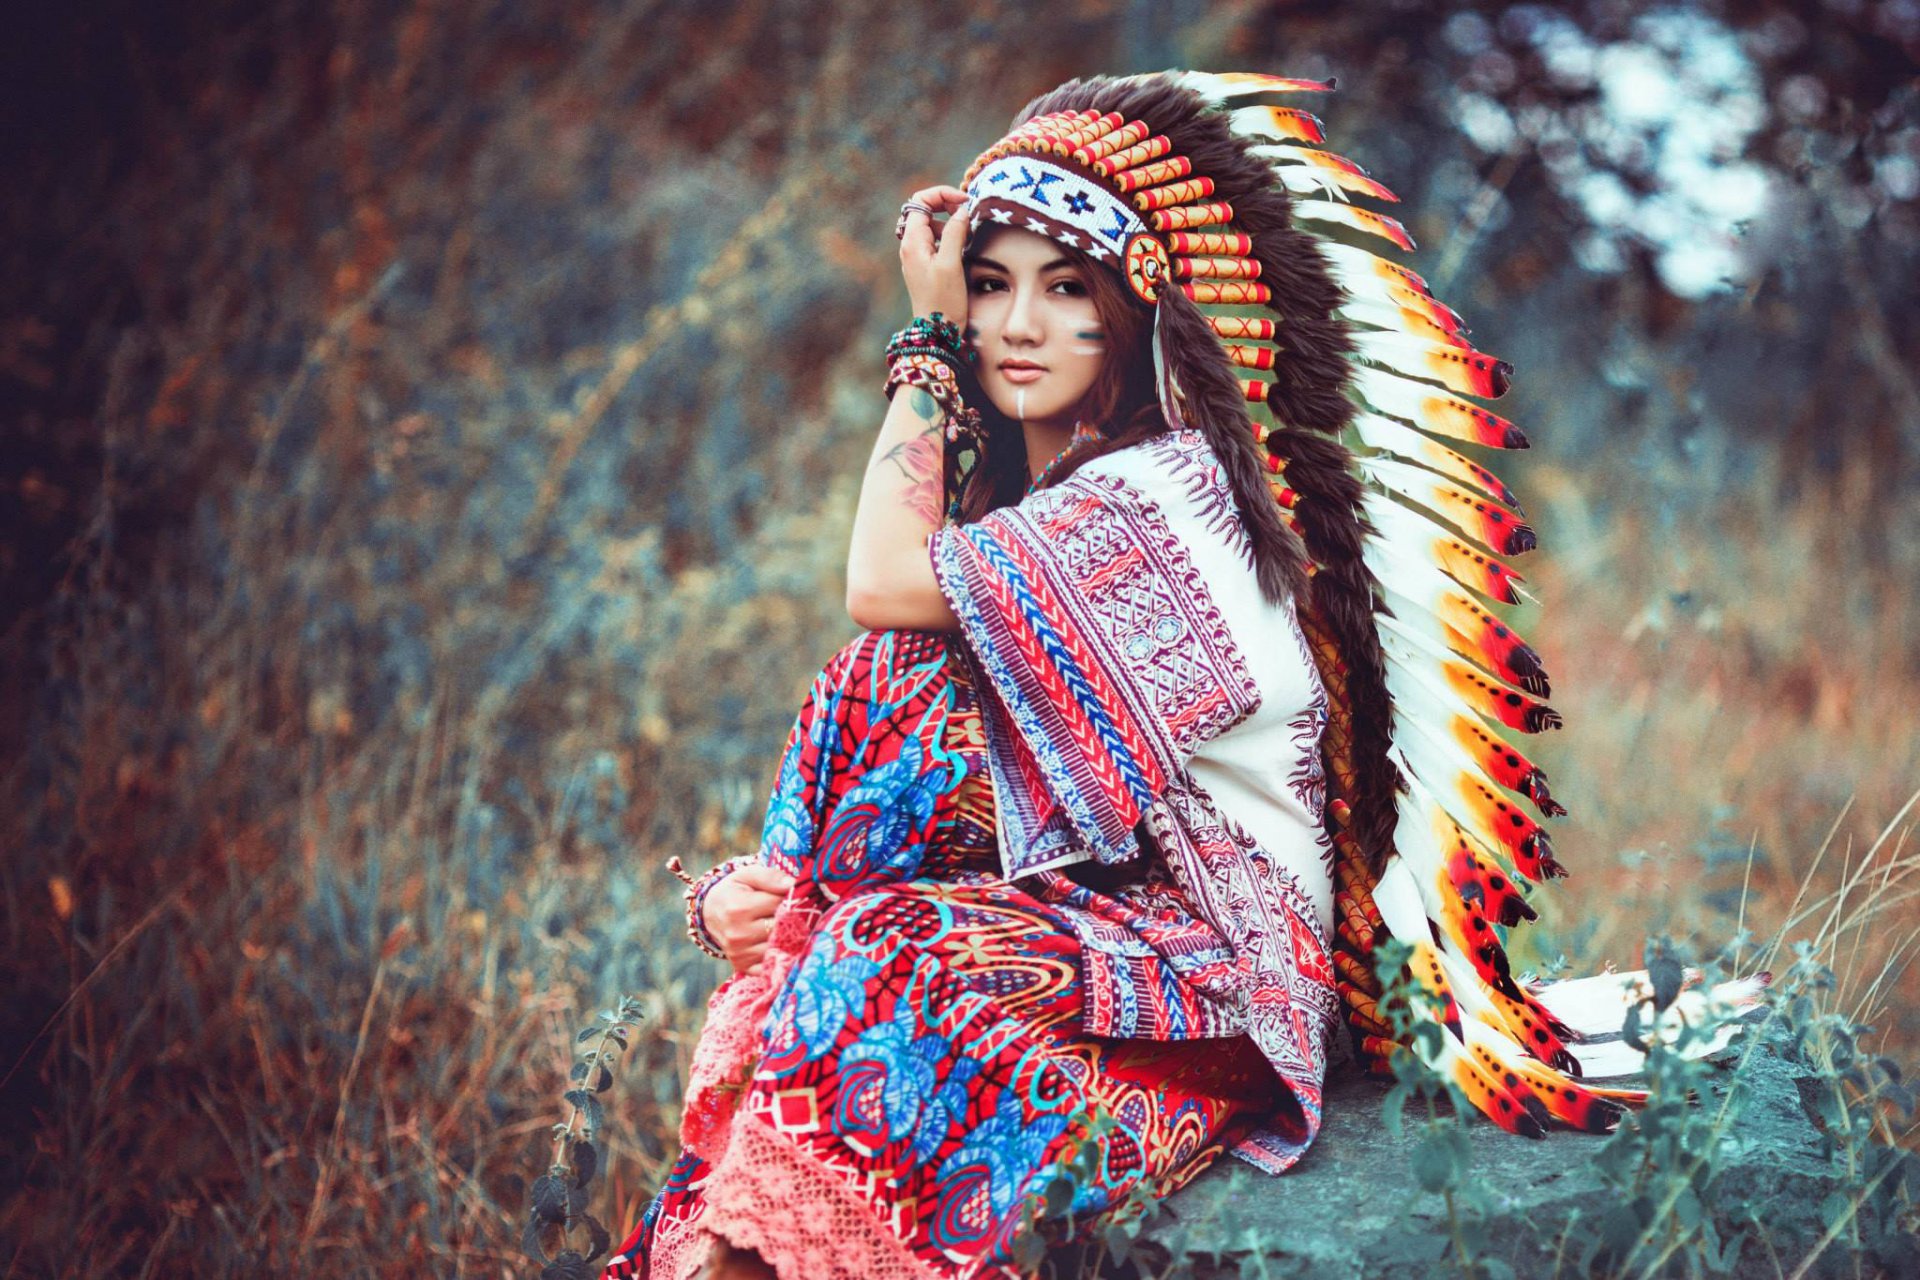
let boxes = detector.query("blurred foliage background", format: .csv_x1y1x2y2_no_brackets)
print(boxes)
1,0,1915,1274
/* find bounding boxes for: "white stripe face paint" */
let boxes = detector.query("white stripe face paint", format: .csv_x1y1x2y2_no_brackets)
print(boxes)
1015,388,1026,422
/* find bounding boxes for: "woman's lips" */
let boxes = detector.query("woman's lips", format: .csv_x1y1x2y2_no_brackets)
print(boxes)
1000,365,1047,384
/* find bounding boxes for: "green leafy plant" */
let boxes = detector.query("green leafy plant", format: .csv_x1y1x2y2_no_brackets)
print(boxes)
1004,1110,1201,1280
1372,936,1511,1280
524,995,645,1280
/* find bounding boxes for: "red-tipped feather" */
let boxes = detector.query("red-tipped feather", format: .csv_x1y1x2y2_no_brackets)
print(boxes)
1438,715,1564,813
1394,731,1565,881
1432,657,1562,734
1374,556,1551,698
1467,1040,1639,1133
1446,841,1536,928
1366,500,1529,603
1446,1037,1549,1137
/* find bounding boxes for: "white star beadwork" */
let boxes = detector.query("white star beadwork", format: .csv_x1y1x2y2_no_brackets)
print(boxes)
967,155,1151,260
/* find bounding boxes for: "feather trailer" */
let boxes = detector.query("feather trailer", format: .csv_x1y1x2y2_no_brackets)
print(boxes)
1391,792,1561,1021
1351,411,1522,511
1370,863,1567,1135
1293,199,1417,250
1351,332,1513,400
1379,851,1638,1125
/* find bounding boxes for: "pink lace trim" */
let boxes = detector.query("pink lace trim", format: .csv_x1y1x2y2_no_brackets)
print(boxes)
679,895,821,1164
674,1111,940,1280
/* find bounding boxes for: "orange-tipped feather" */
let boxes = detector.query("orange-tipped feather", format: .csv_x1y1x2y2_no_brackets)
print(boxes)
1364,497,1528,604
1353,411,1524,516
1360,457,1536,558
1177,71,1337,101
1294,201,1417,250
1341,299,1473,349
1352,332,1514,400
1353,370,1529,449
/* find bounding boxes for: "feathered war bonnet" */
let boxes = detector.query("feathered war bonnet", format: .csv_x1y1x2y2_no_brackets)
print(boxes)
957,73,1673,1136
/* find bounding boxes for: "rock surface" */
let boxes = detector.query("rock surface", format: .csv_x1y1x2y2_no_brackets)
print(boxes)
1106,1039,1876,1279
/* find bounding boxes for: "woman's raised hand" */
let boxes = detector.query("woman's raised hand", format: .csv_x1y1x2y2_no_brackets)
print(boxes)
702,862,796,975
898,184,971,320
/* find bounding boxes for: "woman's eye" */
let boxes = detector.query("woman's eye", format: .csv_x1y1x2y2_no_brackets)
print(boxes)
968,277,1007,294
1049,278,1088,296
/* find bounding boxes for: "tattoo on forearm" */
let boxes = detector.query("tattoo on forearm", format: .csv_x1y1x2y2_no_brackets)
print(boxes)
879,419,945,527
909,387,943,425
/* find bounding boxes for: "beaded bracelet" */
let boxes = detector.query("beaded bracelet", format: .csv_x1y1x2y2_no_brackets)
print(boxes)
667,854,748,960
885,311,970,365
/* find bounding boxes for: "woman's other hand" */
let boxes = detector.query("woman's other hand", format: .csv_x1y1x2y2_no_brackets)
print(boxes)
702,863,796,975
898,184,971,320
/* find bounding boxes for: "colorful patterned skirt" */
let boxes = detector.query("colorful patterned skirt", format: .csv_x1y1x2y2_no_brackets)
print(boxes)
605,630,1284,1280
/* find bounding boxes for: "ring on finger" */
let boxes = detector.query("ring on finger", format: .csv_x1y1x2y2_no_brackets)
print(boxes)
894,199,936,241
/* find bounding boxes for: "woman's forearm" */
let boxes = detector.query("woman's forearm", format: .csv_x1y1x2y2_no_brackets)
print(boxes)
844,385,961,632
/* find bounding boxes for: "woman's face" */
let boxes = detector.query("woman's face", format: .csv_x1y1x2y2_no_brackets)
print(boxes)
963,225,1107,429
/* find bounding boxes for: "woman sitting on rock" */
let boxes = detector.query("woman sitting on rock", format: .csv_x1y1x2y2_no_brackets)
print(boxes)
607,69,1667,1280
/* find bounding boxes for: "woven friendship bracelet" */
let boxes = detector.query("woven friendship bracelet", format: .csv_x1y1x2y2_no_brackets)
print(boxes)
885,350,964,403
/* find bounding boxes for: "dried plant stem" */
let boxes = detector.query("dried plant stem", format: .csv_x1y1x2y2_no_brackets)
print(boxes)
298,957,389,1253
0,869,204,1096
